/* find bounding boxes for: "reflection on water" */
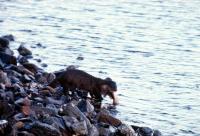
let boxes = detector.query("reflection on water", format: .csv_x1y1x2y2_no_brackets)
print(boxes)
0,0,200,135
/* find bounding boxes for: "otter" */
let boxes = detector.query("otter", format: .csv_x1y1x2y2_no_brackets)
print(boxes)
48,69,118,105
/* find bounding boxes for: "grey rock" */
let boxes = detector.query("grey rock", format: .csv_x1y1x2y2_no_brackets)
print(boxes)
77,99,94,114
30,121,61,136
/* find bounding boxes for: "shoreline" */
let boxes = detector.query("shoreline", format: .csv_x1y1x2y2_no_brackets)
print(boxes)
0,34,162,136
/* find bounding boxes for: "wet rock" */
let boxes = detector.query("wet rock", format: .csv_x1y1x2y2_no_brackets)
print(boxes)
36,43,46,48
136,127,156,136
97,110,122,127
0,52,17,65
0,37,9,48
117,123,136,136
2,34,15,41
18,44,32,56
34,58,41,63
30,121,61,136
153,130,162,136
77,56,84,60
41,63,48,67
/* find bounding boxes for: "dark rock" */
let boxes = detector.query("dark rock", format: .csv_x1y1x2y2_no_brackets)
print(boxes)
0,100,14,119
18,44,32,56
18,56,29,64
36,43,46,48
23,63,42,75
117,124,136,136
153,130,162,136
76,56,84,60
137,127,153,136
97,110,122,127
34,58,41,63
77,99,94,114
0,52,17,65
2,34,15,41
36,72,55,84
0,37,9,48
21,74,32,83
30,121,61,136
41,63,48,67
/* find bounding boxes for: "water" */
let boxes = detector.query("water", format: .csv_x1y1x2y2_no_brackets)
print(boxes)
0,0,200,135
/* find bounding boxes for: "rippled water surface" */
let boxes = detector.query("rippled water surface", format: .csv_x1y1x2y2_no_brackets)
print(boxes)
1,0,200,135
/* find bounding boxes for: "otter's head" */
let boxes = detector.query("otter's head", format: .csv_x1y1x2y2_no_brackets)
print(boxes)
100,78,118,105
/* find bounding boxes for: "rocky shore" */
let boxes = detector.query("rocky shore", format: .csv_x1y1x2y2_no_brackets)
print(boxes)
0,35,162,136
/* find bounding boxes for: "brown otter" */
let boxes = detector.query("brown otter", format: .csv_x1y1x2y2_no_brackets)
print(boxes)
48,69,118,105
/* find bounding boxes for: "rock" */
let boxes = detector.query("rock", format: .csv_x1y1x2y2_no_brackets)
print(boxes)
18,56,29,64
30,121,61,136
76,56,84,60
61,103,92,130
46,97,63,105
117,123,137,136
36,72,55,84
153,130,162,136
23,63,42,74
137,127,156,136
0,101,14,119
0,70,11,86
98,125,113,136
0,52,17,65
72,120,88,135
14,121,25,129
41,63,48,67
97,110,122,127
77,99,94,114
2,34,15,41
17,131,35,136
0,37,9,48
18,44,32,56
88,125,99,136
